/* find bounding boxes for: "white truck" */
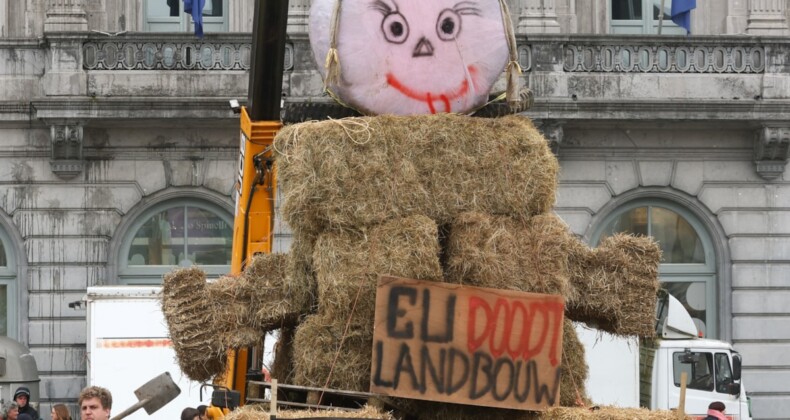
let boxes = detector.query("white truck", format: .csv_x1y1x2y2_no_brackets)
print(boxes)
86,286,208,419
578,292,752,419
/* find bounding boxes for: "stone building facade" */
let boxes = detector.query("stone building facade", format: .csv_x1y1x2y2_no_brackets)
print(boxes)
0,0,789,418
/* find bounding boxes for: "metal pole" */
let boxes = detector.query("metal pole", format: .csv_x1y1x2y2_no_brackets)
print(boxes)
247,0,290,121
658,0,666,34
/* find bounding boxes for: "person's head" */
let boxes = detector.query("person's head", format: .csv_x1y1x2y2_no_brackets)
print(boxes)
709,401,726,413
5,402,18,420
197,405,208,420
79,386,112,420
52,403,72,420
12,387,30,408
181,407,200,420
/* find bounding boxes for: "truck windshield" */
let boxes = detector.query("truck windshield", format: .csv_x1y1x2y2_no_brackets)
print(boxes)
673,351,714,391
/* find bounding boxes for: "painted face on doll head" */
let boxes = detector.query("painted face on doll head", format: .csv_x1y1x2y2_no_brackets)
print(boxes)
309,0,509,115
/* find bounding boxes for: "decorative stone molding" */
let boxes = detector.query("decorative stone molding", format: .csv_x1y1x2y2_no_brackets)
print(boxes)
747,0,790,36
564,44,765,74
754,127,790,180
83,36,294,72
534,120,564,155
288,0,311,34
45,0,88,32
50,124,84,179
517,0,561,34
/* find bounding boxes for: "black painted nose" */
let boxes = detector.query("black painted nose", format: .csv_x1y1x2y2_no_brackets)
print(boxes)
413,37,434,57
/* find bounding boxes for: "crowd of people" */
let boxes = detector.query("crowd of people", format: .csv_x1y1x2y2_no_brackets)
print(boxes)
0,384,209,420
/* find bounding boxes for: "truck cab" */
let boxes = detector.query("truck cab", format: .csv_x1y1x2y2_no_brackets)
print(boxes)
647,338,750,419
579,291,751,419
643,291,751,419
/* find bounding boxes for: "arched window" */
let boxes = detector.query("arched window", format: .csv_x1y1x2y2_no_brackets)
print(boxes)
118,199,233,284
593,199,717,337
0,227,17,338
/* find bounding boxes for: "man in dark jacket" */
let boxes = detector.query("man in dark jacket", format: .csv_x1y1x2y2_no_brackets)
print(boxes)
704,401,727,420
13,387,38,420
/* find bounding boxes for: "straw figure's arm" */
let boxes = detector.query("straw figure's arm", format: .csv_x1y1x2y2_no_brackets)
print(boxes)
161,252,314,382
565,233,662,338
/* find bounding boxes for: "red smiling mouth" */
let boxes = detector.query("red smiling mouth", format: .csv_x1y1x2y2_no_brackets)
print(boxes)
386,66,478,114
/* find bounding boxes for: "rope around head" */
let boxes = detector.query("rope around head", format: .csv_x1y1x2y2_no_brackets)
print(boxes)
324,0,343,91
498,0,522,111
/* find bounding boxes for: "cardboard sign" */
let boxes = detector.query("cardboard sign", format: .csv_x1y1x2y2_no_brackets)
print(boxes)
370,276,565,411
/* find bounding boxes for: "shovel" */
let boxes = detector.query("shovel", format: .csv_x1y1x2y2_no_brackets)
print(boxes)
110,372,182,420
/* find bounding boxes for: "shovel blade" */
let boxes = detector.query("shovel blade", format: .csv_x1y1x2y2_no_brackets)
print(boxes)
134,372,182,415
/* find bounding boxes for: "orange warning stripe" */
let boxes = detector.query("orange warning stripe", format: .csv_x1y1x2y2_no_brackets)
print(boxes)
97,338,172,349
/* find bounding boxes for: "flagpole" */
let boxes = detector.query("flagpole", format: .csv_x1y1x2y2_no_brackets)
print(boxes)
658,0,665,34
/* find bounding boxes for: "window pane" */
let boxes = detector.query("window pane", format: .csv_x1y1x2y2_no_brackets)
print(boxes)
673,351,713,391
0,285,6,336
127,207,184,266
652,207,705,263
148,0,180,18
204,0,224,17
664,282,707,336
715,353,734,394
652,0,671,20
186,207,232,265
0,241,6,267
601,207,649,238
612,0,642,19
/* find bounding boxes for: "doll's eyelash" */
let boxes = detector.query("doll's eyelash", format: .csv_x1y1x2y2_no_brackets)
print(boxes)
454,1,482,15
370,0,394,15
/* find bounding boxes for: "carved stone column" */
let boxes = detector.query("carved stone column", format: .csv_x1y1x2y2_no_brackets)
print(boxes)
754,127,790,180
517,0,561,34
727,0,748,34
0,0,7,37
49,123,84,179
746,0,790,35
555,0,577,33
44,0,87,32
288,0,311,35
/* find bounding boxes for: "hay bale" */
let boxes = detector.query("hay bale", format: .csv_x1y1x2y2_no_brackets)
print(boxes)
292,313,373,391
161,267,226,382
292,215,442,390
311,215,443,322
245,251,315,331
539,406,689,419
567,234,661,337
445,212,581,301
275,114,557,235
270,325,297,385
225,404,394,420
559,320,589,407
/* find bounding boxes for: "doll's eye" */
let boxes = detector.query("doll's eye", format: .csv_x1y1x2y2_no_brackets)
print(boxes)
381,12,409,44
436,9,461,41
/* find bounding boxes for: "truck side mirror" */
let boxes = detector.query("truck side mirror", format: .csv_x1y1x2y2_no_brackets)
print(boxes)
732,353,742,381
678,349,699,364
728,382,741,396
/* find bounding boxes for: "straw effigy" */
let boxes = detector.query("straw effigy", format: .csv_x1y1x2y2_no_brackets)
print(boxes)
274,114,558,235
567,234,662,337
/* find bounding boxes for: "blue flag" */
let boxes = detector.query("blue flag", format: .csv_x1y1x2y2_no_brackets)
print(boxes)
183,0,205,38
671,0,696,34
